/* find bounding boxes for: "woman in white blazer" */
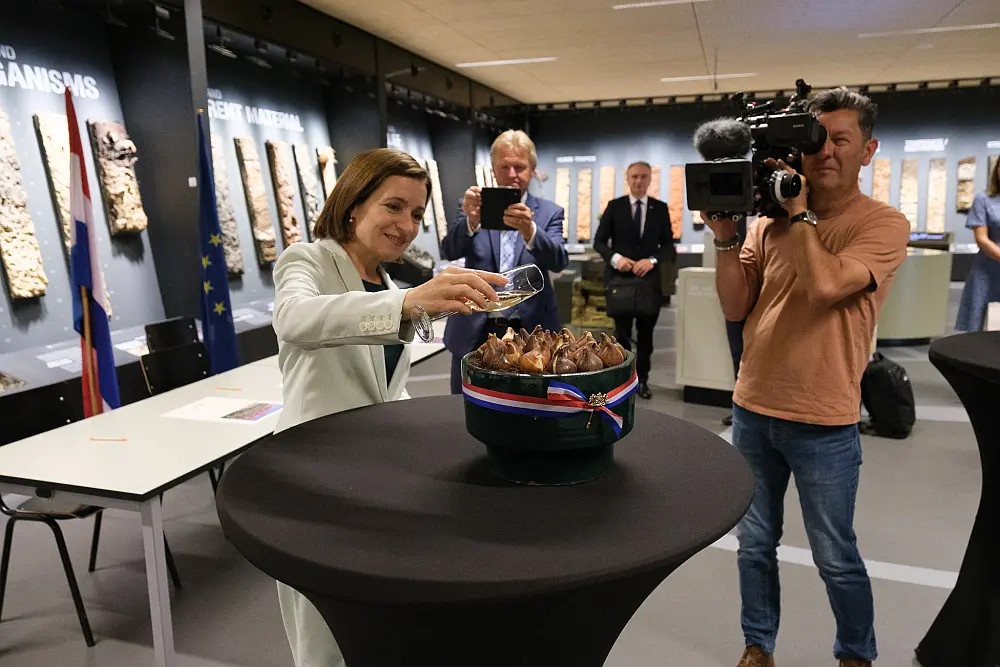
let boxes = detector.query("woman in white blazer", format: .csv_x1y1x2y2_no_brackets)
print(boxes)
271,148,506,667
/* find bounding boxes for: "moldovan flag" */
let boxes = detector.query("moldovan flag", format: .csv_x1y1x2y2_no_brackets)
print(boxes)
67,90,120,416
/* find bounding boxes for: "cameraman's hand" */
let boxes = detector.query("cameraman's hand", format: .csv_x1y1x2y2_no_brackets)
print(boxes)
616,257,635,273
701,212,738,243
461,186,482,229
402,266,508,318
763,158,808,216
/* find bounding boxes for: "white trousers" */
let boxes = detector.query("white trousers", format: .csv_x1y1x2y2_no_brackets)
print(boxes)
277,581,346,667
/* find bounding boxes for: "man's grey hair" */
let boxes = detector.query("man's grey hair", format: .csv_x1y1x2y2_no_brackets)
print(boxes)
491,130,538,169
806,86,878,140
626,161,652,174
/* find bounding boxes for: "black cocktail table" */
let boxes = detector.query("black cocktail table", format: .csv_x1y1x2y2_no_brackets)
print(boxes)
217,396,753,666
917,332,1000,667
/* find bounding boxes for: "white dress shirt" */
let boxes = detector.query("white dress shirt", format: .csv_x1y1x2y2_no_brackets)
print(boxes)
612,194,651,271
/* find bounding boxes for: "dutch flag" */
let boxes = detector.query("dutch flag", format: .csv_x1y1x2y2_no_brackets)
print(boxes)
67,90,120,416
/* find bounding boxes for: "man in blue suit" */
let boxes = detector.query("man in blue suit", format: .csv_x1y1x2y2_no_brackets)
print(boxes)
441,130,569,393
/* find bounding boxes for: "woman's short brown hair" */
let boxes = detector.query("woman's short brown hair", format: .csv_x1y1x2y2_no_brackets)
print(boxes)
312,148,432,242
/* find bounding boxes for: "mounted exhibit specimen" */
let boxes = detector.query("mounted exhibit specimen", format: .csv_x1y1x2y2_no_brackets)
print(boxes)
87,120,148,234
265,140,303,247
316,146,337,199
210,132,244,275
576,167,593,242
293,143,321,237
234,137,277,265
0,107,48,298
425,158,449,245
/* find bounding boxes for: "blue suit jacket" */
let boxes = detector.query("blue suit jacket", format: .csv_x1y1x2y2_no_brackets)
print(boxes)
440,192,569,355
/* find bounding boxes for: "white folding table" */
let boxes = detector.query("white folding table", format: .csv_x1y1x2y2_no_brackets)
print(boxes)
0,330,445,667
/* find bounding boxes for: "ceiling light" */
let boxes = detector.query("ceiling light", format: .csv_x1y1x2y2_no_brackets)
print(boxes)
613,0,712,8
858,23,1000,38
456,57,557,68
660,72,757,83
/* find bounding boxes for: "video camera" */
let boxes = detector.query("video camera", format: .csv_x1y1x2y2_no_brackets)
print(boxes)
685,79,828,220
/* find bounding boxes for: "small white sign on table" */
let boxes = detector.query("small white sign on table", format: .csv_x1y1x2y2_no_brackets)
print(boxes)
162,397,282,424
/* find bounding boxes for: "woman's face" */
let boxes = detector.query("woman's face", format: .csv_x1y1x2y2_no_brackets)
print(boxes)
350,176,426,262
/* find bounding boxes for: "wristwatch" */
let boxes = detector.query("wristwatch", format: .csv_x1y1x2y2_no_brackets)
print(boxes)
649,257,658,266
789,210,818,226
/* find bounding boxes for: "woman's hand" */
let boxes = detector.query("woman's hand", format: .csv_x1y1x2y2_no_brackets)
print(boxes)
402,266,509,318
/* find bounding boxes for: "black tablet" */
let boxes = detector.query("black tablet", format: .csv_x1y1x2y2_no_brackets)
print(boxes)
479,187,521,230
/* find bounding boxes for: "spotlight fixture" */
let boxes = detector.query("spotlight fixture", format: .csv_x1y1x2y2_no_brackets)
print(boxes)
619,99,627,106
948,80,959,88
886,83,897,92
981,77,992,87
858,85,869,94
645,97,654,105
246,54,272,69
150,4,174,40
918,81,928,90
207,26,237,58
568,102,576,109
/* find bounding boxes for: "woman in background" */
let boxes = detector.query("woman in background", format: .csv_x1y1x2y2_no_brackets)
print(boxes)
956,158,1000,331
271,148,506,666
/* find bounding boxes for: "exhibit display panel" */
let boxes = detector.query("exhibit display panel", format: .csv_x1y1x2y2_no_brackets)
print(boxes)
387,104,447,263
206,47,334,306
0,5,164,353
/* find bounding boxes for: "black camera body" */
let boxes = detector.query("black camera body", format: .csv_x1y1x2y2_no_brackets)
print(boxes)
687,80,828,220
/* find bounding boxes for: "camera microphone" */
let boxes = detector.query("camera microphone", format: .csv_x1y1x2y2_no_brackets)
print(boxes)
692,118,752,161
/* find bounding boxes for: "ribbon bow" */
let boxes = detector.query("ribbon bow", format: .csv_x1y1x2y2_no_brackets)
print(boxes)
462,371,639,437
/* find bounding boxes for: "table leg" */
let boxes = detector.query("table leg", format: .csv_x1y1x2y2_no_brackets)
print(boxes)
306,565,676,667
141,498,175,667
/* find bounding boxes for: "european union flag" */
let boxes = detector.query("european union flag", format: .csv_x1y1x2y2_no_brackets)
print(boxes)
197,114,239,375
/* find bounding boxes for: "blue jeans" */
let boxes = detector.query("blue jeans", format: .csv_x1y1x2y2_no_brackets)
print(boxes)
732,404,875,661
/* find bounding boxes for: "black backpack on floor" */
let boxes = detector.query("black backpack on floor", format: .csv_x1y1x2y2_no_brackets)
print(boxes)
860,352,915,439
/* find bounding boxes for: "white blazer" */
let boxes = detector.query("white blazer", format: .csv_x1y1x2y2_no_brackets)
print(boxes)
272,237,414,434
273,238,417,666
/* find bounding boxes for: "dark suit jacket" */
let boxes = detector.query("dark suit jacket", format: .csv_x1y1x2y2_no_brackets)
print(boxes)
440,192,569,356
593,195,675,287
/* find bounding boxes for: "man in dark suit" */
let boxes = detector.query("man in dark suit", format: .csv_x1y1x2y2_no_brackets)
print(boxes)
593,161,675,399
441,130,569,394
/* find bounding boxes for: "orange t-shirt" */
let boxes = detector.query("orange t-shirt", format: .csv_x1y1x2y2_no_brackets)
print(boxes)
733,194,910,426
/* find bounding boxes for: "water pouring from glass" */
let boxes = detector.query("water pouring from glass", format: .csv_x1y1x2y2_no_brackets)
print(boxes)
409,264,545,343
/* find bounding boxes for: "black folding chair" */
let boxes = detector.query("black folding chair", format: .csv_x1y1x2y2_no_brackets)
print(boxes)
0,497,98,646
144,316,198,353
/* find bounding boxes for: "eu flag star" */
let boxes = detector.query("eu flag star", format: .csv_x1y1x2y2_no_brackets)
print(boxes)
201,255,211,269
209,233,222,247
203,280,213,295
213,302,226,316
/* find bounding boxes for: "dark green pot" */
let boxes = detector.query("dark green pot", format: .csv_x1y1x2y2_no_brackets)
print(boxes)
462,351,636,485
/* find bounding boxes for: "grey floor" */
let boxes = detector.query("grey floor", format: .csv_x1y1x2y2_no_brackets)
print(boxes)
0,285,979,666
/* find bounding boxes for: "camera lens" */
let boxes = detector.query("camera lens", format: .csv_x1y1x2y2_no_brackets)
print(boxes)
769,171,802,202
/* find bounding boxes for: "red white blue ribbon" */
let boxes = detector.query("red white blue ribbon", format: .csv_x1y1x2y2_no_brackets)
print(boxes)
462,371,639,437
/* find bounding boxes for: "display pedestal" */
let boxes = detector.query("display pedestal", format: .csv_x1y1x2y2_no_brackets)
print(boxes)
877,249,952,346
676,267,734,406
